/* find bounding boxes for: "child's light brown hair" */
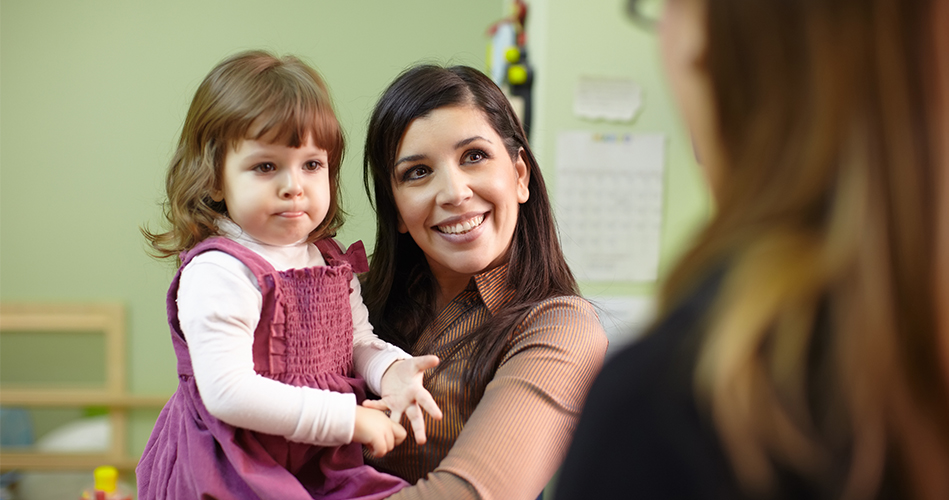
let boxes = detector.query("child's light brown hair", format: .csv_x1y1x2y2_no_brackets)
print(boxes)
144,50,345,262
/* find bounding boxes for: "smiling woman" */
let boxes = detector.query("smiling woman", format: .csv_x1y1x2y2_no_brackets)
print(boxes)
390,105,530,308
359,65,608,500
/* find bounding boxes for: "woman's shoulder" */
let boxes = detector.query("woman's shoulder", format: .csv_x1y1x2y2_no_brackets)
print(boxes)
507,295,608,355
522,295,601,330
529,294,599,316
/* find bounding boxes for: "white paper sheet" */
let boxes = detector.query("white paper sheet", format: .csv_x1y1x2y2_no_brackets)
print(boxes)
555,131,666,282
589,295,656,355
573,77,643,122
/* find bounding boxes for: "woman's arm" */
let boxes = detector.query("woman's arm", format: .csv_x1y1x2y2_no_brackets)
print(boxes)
386,296,608,500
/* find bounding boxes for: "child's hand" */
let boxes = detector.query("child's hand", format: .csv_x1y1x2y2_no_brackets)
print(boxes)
363,355,443,445
353,406,407,458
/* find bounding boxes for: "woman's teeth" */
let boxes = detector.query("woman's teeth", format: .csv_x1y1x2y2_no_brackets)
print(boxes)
438,214,485,234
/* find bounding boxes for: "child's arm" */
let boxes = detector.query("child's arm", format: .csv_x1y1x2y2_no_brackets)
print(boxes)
179,252,360,447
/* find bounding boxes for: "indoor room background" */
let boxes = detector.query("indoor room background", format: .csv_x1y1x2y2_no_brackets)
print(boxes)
0,0,708,494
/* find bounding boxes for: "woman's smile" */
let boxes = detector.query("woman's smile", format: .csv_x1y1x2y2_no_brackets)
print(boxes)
434,212,487,235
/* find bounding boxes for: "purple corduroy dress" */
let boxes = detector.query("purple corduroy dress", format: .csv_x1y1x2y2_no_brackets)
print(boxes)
137,236,408,499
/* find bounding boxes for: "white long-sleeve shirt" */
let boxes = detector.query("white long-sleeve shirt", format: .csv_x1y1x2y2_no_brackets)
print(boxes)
177,220,410,447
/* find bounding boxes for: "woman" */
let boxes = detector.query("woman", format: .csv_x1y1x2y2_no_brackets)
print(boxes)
557,0,949,498
359,65,608,500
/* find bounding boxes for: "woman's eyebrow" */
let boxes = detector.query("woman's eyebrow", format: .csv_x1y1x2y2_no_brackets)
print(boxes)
455,136,489,149
395,153,426,168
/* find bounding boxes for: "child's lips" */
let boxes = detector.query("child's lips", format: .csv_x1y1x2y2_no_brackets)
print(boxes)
277,211,305,218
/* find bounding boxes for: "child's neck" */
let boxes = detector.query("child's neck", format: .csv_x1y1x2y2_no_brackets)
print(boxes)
216,218,320,271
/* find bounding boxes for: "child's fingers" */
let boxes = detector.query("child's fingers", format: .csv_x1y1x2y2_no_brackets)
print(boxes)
362,399,390,411
369,437,386,458
370,430,394,458
392,421,407,446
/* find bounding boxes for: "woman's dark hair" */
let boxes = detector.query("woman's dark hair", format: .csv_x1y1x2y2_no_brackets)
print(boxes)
362,64,578,403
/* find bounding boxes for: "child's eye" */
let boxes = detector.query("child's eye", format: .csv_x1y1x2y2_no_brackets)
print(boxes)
400,165,431,182
463,150,487,164
254,163,276,173
303,160,322,171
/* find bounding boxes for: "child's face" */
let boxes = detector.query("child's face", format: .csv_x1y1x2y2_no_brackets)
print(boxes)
213,136,330,246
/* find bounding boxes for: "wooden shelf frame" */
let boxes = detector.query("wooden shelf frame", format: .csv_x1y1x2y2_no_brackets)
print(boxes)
0,303,169,471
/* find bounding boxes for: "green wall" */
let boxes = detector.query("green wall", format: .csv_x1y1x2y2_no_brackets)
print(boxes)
0,0,504,453
0,0,708,461
528,0,710,299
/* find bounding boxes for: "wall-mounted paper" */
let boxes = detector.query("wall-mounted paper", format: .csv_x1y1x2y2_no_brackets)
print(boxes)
589,295,657,356
573,77,643,122
556,131,666,282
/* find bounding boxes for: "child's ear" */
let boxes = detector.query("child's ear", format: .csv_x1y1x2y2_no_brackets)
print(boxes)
211,189,224,203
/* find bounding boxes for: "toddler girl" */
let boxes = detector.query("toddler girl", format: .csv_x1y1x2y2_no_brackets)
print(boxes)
138,50,441,500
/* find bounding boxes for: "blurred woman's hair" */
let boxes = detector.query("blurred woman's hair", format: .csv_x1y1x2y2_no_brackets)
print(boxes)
646,0,949,497
361,64,578,406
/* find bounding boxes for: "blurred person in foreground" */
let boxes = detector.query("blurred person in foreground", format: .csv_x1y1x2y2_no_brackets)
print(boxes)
556,0,949,498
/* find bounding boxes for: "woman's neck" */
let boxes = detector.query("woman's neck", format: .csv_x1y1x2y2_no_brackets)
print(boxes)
434,276,471,312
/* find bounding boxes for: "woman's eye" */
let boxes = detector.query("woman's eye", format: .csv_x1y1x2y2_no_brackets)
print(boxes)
401,165,430,181
463,150,487,164
255,163,276,173
304,160,322,171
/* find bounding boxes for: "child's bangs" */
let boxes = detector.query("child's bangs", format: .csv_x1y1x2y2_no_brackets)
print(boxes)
246,78,342,163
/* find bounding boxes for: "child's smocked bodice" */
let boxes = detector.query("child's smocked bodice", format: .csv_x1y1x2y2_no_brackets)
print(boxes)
176,236,370,386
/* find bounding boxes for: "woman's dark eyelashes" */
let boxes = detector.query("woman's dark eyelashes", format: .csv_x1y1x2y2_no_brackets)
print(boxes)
400,165,430,181
396,149,489,181
463,149,488,163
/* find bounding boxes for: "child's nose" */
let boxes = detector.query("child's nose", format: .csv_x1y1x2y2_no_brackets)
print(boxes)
279,171,303,198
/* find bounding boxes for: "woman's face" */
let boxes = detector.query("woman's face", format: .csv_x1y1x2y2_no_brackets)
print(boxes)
391,105,530,292
657,0,724,193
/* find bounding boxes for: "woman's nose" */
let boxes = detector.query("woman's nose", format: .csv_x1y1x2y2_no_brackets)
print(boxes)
435,166,472,206
279,170,303,199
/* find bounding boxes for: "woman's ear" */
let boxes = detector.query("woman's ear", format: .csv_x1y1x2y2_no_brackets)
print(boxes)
515,149,530,204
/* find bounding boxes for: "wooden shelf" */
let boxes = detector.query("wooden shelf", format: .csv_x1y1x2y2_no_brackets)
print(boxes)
1,389,168,408
0,303,171,473
0,452,141,471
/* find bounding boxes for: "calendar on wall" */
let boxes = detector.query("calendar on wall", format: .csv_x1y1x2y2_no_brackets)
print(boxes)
555,131,666,282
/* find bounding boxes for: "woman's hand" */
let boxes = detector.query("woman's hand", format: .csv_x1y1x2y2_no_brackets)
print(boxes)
353,406,407,457
364,355,443,444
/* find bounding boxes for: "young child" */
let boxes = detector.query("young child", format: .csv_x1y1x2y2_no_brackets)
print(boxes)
138,50,441,500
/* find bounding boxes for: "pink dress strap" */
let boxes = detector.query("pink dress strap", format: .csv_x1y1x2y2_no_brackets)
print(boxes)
316,239,369,274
